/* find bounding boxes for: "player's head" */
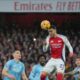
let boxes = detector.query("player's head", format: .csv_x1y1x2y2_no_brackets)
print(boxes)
48,24,57,37
75,56,80,66
12,50,21,60
38,54,46,66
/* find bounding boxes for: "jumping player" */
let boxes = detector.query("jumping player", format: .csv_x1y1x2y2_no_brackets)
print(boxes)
40,21,74,80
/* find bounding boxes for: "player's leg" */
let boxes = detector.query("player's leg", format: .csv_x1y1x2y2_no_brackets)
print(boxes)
56,72,64,80
56,59,65,80
40,58,56,80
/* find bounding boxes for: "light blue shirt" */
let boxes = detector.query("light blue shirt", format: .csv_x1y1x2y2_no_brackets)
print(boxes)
3,59,25,80
73,66,80,80
29,64,49,80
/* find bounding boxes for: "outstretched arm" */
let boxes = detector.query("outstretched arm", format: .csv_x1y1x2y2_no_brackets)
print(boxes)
65,71,74,76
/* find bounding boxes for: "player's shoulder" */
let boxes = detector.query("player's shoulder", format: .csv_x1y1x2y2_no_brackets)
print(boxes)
46,35,50,39
19,61,24,65
33,64,39,67
5,59,13,65
57,34,67,38
46,35,50,40
8,59,14,62
32,64,40,69
57,34,67,39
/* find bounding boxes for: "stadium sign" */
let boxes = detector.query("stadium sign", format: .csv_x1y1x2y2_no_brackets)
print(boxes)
0,0,80,12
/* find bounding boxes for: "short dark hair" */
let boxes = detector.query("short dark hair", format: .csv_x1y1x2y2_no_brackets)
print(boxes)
37,54,46,61
49,21,57,29
50,25,57,29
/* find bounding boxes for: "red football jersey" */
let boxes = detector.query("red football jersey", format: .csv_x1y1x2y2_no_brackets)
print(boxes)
49,36,64,58
43,34,73,61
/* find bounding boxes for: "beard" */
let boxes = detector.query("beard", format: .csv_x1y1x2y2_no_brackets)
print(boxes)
40,62,45,66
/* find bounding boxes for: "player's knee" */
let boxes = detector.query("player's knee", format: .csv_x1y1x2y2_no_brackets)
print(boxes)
57,72,63,75
41,72,47,80
57,71,64,76
57,69,64,74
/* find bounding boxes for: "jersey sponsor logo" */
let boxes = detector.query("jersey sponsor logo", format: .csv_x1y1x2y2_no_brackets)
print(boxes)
50,40,54,43
50,43,62,48
58,40,62,43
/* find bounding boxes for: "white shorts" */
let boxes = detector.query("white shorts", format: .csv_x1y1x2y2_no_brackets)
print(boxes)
42,58,65,74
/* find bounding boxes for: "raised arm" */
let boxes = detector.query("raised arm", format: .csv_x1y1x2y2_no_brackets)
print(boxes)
43,35,50,52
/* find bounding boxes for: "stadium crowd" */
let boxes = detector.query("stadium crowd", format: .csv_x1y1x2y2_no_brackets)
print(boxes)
0,25,80,80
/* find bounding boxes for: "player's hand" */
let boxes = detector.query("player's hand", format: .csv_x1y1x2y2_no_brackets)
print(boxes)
69,52,74,58
8,75,15,80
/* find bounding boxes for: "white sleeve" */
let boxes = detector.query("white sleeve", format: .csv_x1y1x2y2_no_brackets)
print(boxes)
63,36,73,53
73,67,80,74
43,36,49,52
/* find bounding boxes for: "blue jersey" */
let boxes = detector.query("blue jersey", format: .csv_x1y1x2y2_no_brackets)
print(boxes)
3,59,25,80
73,67,80,80
29,64,49,80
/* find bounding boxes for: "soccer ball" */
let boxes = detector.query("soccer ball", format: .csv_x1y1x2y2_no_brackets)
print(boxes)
41,20,51,30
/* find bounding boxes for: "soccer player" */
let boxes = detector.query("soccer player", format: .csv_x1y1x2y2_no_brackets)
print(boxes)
29,54,49,80
2,50,28,80
40,22,74,80
65,56,80,80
